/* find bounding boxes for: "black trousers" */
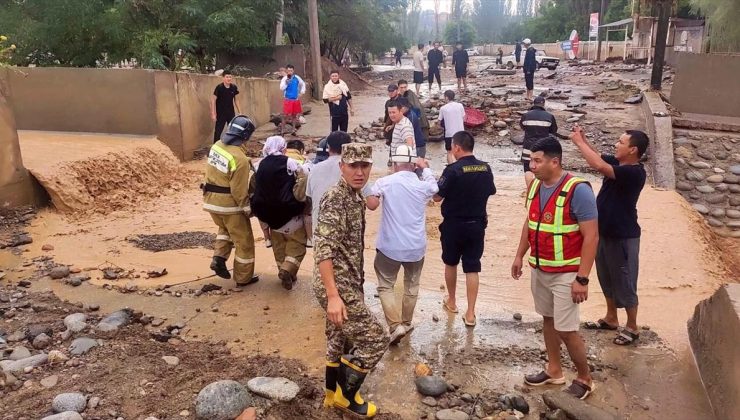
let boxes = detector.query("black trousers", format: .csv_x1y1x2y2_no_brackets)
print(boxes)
214,114,235,142
331,115,349,132
428,66,441,85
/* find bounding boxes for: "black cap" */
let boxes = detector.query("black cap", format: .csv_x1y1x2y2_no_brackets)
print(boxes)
387,84,398,92
533,96,545,105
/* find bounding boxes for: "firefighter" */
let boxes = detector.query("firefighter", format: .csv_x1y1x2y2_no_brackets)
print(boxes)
202,115,259,286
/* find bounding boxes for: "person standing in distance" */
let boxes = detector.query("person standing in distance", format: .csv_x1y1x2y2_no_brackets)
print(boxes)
412,44,426,96
434,131,496,327
394,48,403,67
511,137,598,400
210,70,241,143
522,39,537,100
520,96,558,188
514,40,522,66
322,70,354,132
279,64,306,135
314,143,389,418
438,90,466,164
451,42,469,92
571,126,648,346
427,41,444,94
202,115,259,286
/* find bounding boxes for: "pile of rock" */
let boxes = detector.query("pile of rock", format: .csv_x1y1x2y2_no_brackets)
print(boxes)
673,134,740,237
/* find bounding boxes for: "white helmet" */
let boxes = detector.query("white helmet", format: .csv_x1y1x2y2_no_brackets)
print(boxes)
391,145,416,163
523,38,532,45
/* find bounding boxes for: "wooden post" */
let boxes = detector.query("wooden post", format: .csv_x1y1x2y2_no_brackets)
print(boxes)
307,0,322,100
596,0,606,61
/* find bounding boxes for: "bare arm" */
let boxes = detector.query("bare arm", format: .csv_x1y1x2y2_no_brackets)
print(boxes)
511,219,531,279
366,195,380,210
576,219,598,278
433,194,443,202
210,95,217,120
233,96,240,114
570,125,615,179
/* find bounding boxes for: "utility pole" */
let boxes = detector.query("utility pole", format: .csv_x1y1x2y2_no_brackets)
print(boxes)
274,0,284,45
650,0,670,90
596,0,606,61
307,0,322,100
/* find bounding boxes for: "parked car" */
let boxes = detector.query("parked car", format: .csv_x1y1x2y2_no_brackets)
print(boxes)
465,48,480,56
501,50,559,70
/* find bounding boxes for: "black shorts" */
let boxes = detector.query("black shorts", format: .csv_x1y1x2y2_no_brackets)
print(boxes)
596,237,640,308
440,219,486,273
455,66,467,78
413,71,424,84
444,137,452,151
524,72,534,90
428,67,441,84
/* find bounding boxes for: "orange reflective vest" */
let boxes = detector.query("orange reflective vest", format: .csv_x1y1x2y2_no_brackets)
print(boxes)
526,173,588,273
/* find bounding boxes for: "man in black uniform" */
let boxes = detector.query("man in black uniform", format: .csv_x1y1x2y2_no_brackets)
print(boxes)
520,96,558,187
427,41,444,94
522,38,537,100
433,131,496,328
210,70,241,142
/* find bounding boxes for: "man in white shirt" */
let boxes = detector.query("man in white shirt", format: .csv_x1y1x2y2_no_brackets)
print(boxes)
438,90,466,164
366,145,438,345
412,43,426,96
306,131,352,239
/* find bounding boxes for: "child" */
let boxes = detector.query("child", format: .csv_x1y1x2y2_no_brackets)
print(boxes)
285,140,314,248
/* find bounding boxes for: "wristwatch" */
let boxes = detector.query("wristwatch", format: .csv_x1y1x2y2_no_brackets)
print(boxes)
575,276,589,286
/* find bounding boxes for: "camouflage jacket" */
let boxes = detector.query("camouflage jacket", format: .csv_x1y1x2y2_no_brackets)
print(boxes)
314,177,366,292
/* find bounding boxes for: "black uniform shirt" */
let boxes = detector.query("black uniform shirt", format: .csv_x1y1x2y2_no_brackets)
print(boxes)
437,155,496,221
214,83,239,118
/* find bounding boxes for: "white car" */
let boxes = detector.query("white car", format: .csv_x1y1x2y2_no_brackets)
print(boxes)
502,50,559,70
465,48,480,56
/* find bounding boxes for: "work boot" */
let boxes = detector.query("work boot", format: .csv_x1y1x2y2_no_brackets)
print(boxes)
279,269,293,290
334,355,377,418
323,361,340,408
210,256,231,279
235,275,260,288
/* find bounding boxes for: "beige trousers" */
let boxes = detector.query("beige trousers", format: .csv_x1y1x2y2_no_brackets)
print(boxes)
210,213,255,285
374,250,424,332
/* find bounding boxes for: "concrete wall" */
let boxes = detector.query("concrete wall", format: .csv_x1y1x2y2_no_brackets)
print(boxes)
217,44,306,78
687,284,740,420
4,68,283,161
672,52,740,118
476,42,629,61
642,91,676,190
0,69,43,208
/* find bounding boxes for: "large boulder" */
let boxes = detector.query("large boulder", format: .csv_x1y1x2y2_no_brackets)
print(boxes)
246,377,299,402
52,392,87,413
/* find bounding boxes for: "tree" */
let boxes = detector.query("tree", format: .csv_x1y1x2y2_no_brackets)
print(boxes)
692,0,740,52
472,0,509,43
443,20,476,47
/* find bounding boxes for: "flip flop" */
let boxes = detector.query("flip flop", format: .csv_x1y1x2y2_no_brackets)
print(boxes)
462,315,476,327
583,319,618,330
442,298,458,314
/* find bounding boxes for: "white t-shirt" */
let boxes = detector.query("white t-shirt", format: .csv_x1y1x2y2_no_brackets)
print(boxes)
439,101,465,138
413,51,425,72
369,169,439,262
306,155,341,233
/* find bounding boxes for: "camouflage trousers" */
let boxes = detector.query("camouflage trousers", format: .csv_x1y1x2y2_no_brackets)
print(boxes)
313,276,389,369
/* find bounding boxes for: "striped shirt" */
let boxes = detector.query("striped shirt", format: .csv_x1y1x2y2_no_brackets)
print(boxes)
391,116,415,150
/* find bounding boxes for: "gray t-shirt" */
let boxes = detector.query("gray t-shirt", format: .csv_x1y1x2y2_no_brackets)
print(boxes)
538,176,597,222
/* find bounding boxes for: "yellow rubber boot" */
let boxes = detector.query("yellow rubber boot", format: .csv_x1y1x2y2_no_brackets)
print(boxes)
324,361,339,408
334,356,378,418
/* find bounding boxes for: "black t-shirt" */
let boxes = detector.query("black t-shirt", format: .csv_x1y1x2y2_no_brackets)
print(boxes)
213,83,239,117
437,155,496,221
428,49,444,69
596,154,646,238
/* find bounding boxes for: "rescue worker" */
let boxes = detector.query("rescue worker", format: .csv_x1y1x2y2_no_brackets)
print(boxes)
314,143,390,418
202,115,259,286
520,96,558,187
251,136,308,290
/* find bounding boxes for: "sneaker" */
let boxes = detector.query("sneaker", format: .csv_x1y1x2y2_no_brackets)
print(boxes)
389,325,406,345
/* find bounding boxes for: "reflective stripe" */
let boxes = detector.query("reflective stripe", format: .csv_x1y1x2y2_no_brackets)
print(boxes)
211,144,237,172
234,256,255,264
527,221,580,233
522,120,552,127
528,255,581,266
341,357,370,373
215,234,231,241
284,256,300,266
203,203,242,213
231,123,245,130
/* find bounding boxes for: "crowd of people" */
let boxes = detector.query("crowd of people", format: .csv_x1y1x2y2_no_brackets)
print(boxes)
204,54,650,417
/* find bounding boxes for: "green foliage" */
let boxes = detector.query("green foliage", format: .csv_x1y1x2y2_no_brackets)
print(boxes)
443,20,477,47
0,35,17,66
691,0,740,52
472,0,509,43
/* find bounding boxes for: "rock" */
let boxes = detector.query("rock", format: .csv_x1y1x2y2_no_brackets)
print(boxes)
88,397,100,409
41,374,59,388
725,174,740,184
52,392,87,413
689,161,711,169
48,350,69,363
545,409,568,420
0,353,48,373
162,356,180,366
566,115,585,123
64,313,88,333
68,277,82,287
706,174,724,183
731,197,740,206
9,346,32,361
727,209,740,219
673,137,690,145
435,408,470,420
624,94,643,104
513,312,523,321
422,396,438,407
498,130,510,137
501,394,529,414
41,413,83,420
415,376,448,397
542,390,618,420
696,185,715,193
692,204,709,214
715,184,729,192
729,165,740,175
676,181,693,191
685,171,704,182
33,333,51,349
49,266,70,279
710,208,726,218
6,330,24,342
494,121,507,129
731,185,740,193
69,337,98,356
674,146,692,159
697,150,715,160
511,135,524,146
196,380,252,420
707,218,724,228
247,377,299,402
95,309,131,336
706,194,727,205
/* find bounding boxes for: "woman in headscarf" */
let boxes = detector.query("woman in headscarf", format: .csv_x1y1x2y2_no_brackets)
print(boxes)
251,136,309,290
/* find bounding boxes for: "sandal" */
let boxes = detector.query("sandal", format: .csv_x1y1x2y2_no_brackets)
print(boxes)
442,297,459,314
583,319,618,330
613,328,639,346
564,379,595,400
462,315,476,327
524,370,566,386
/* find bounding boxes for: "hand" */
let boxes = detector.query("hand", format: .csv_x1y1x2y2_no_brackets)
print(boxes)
211,112,217,122
327,295,348,327
511,258,523,280
571,281,588,304
384,125,394,132
569,124,585,142
416,157,429,169
350,109,355,116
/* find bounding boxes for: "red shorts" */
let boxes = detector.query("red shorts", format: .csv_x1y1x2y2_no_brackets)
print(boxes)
283,99,303,115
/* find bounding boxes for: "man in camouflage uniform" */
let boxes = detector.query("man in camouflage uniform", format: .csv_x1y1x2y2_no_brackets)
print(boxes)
202,115,259,286
313,143,389,418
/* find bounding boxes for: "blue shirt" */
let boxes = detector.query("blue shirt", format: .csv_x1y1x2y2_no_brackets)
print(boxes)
537,175,598,222
406,110,426,148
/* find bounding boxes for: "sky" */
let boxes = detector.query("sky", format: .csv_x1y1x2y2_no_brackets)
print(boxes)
419,0,470,12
